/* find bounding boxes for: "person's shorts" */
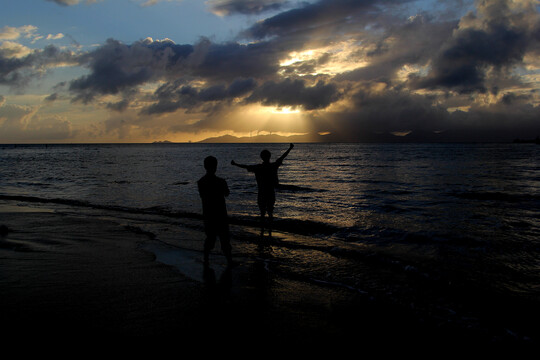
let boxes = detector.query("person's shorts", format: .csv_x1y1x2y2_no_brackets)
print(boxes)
204,219,229,240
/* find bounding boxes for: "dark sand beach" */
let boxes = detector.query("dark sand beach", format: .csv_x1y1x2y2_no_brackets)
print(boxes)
0,201,535,349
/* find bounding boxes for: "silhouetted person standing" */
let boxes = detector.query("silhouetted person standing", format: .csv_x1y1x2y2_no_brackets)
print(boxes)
231,143,294,235
198,156,234,267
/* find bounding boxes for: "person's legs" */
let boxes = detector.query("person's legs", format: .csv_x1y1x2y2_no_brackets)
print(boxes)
258,195,267,235
267,193,275,236
203,221,217,265
267,211,273,236
218,223,233,265
203,237,215,264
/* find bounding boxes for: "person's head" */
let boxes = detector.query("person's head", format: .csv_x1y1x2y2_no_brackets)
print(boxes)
204,156,218,174
260,149,271,162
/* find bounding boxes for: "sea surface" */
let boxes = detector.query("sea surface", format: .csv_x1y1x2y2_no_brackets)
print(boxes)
1,142,539,339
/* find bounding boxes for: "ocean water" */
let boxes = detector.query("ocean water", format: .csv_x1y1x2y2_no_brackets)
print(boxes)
1,142,539,337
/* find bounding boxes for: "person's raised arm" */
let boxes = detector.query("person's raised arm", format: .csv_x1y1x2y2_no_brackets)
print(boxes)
277,143,294,163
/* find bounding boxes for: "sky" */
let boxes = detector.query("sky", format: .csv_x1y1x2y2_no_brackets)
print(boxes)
1,0,540,143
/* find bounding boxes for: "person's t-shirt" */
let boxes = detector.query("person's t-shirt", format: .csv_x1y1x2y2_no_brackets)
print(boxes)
197,174,229,220
246,159,282,194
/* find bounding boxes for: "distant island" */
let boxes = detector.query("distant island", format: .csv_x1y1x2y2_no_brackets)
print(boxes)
152,132,540,144
152,134,323,144
196,133,330,143
195,130,535,143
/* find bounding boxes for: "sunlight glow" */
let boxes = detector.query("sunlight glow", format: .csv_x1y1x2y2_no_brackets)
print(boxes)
266,106,301,114
279,50,316,67
231,104,309,135
278,39,369,76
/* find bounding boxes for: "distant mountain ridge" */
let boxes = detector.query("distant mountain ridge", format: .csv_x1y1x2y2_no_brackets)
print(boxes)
194,131,476,143
196,133,329,143
155,130,537,144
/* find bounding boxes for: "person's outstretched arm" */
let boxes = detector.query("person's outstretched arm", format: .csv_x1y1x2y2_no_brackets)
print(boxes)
277,143,294,163
231,160,249,169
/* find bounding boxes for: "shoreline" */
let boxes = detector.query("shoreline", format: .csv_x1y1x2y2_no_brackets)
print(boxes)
0,200,534,346
0,203,367,341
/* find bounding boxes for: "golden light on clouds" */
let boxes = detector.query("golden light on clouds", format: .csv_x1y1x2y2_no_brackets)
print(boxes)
0,41,33,58
278,39,369,77
279,50,316,67
396,63,430,83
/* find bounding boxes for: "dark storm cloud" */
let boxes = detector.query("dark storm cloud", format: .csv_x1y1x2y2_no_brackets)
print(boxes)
337,14,457,83
0,56,26,85
59,0,539,105
446,97,540,142
246,78,340,110
142,77,257,114
312,84,540,143
241,0,411,40
207,0,289,16
416,26,531,93
321,87,451,140
197,77,257,100
67,37,287,105
68,38,194,103
189,39,282,81
227,77,258,96
142,73,341,115
56,0,409,110
323,0,539,95
413,1,540,93
69,64,152,103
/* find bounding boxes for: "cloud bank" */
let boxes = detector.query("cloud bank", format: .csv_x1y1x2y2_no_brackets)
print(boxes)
3,0,540,142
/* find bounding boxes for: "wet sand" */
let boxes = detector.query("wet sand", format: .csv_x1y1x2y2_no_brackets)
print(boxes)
0,202,531,348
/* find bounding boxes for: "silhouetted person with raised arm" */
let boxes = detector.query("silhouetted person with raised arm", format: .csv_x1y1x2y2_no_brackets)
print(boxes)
231,143,294,235
198,156,235,267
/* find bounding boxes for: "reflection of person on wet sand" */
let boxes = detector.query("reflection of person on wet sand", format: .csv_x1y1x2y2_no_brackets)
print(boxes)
231,143,294,236
203,265,232,299
197,156,235,267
